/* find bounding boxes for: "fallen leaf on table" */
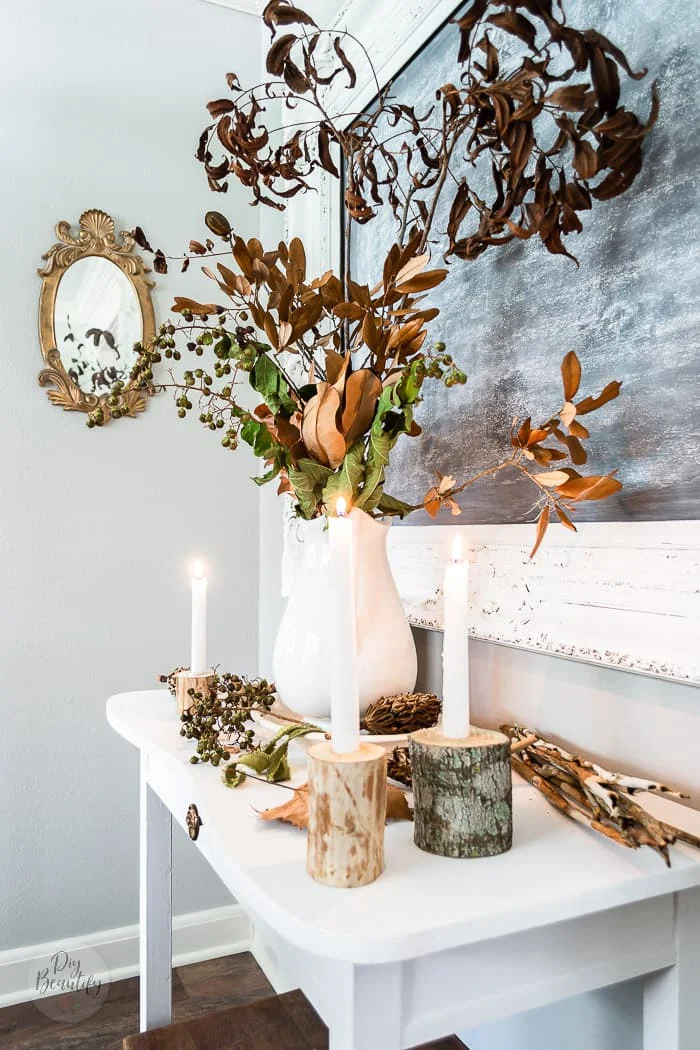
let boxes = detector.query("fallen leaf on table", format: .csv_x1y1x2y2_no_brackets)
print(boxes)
258,782,413,829
386,784,414,821
259,784,310,829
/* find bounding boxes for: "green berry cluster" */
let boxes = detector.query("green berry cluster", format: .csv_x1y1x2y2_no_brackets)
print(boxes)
178,672,277,766
420,344,467,388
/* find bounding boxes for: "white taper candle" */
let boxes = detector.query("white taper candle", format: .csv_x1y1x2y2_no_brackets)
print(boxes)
441,534,470,739
328,498,360,754
190,558,208,674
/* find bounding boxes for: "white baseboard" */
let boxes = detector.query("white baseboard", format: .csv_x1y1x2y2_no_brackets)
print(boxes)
0,904,252,1010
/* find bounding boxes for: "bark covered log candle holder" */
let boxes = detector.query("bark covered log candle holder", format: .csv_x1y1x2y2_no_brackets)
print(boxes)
410,726,512,859
306,741,387,888
175,670,217,717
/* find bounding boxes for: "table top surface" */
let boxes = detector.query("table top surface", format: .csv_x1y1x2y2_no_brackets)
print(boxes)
108,689,700,965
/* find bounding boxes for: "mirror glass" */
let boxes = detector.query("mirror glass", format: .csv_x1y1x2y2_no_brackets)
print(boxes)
54,256,142,395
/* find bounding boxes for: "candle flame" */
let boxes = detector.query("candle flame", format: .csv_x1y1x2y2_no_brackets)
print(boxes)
451,534,464,564
191,558,207,580
336,496,348,517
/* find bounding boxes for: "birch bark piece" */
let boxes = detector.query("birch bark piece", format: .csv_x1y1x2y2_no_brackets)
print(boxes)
175,671,216,717
410,726,512,858
307,741,387,888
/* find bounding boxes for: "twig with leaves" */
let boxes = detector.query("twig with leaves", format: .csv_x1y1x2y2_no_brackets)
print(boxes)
505,725,700,866
93,0,655,555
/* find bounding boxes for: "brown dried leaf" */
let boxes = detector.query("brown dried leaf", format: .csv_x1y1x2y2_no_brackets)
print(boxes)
561,351,582,401
576,380,622,415
547,84,591,111
172,296,223,316
555,505,578,532
386,785,413,821
556,472,622,501
205,211,232,238
568,419,590,439
302,383,345,469
560,401,577,427
535,470,571,487
207,98,234,118
259,781,412,829
530,506,550,559
333,302,364,321
259,784,309,829
341,369,382,445
394,253,429,287
423,489,441,518
395,269,448,294
486,10,536,48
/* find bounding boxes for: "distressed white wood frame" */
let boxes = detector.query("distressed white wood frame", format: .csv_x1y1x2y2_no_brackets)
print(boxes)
275,0,700,686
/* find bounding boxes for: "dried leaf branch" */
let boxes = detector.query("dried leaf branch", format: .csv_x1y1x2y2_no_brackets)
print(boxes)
504,725,700,866
200,0,658,265
90,0,649,552
422,348,623,555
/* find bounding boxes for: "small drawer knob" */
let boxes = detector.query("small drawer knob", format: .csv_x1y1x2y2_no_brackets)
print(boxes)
186,803,203,841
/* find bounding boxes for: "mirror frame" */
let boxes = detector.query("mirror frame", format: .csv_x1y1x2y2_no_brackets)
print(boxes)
37,209,156,421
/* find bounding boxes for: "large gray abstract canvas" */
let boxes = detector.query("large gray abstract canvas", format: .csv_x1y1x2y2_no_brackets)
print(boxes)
348,0,700,523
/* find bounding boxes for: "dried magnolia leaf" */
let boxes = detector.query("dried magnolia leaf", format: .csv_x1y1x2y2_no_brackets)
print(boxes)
259,781,412,829
341,369,382,445
560,401,577,427
529,506,549,559
535,470,571,487
394,253,429,286
301,383,345,469
259,784,310,829
386,784,413,821
555,505,577,532
576,380,622,415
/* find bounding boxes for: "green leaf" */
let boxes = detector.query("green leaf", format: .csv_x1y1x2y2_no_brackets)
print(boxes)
250,355,296,415
265,744,292,783
396,360,425,405
288,458,334,519
222,767,247,788
251,454,284,487
235,750,273,773
377,492,414,518
322,440,366,506
240,417,276,460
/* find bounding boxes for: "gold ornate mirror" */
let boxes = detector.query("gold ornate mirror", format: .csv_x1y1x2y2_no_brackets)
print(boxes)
38,210,156,422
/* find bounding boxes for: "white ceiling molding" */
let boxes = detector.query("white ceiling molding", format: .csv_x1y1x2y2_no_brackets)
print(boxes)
200,0,268,16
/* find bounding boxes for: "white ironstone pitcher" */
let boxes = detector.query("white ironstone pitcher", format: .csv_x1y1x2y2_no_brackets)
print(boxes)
273,507,418,719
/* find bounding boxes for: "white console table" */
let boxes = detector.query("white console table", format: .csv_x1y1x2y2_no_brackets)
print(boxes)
107,690,700,1049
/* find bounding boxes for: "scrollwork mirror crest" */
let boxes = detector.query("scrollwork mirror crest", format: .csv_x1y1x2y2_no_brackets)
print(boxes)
37,209,156,423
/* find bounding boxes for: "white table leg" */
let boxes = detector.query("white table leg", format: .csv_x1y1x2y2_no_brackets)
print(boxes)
643,887,700,1050
139,752,173,1032
329,962,402,1050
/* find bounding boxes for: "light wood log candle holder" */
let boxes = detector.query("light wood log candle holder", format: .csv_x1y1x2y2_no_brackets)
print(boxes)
306,741,387,888
410,726,512,859
175,670,217,717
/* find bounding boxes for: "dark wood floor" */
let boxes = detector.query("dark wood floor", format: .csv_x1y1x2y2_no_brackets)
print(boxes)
0,953,274,1050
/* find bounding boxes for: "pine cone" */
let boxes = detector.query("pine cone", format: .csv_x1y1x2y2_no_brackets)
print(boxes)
387,747,412,787
361,692,441,735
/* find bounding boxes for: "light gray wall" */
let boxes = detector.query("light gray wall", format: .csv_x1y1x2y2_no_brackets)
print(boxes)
0,0,263,951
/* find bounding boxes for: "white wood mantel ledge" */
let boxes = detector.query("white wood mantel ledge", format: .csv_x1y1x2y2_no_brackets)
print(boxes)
386,520,700,685
109,689,700,1048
